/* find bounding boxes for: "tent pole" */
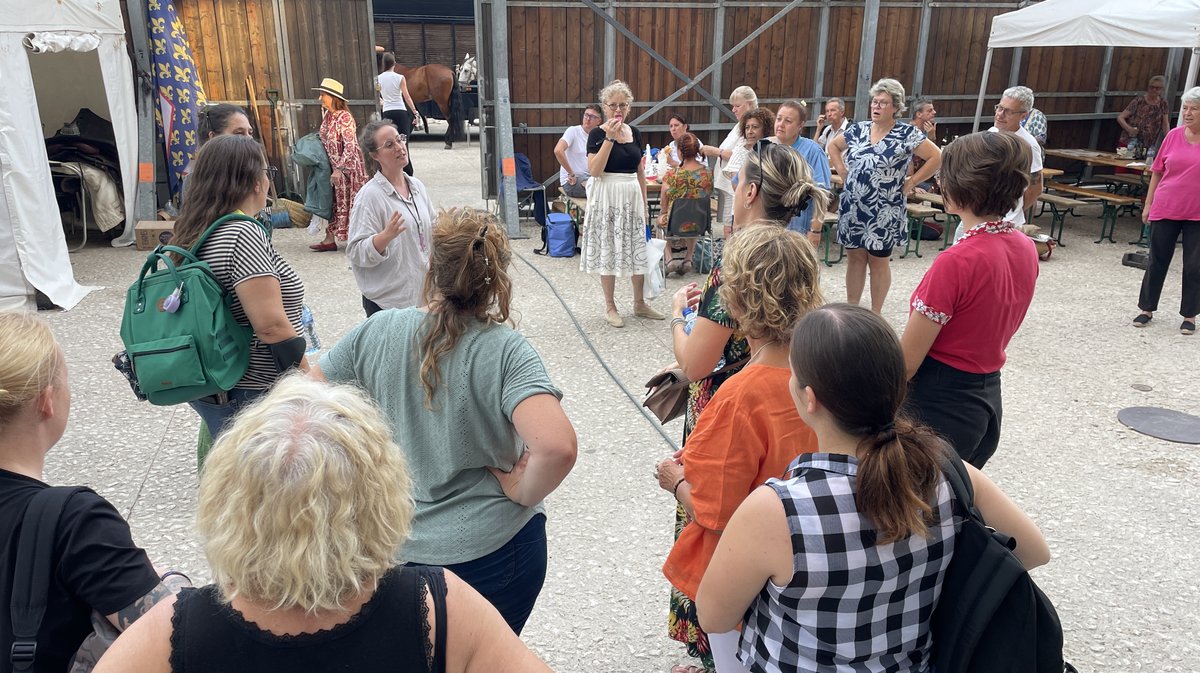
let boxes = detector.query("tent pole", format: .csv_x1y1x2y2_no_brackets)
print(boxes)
1182,47,1200,128
122,0,157,228
973,49,993,133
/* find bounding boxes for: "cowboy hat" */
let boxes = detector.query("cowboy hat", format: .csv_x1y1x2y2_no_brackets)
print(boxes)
312,77,346,101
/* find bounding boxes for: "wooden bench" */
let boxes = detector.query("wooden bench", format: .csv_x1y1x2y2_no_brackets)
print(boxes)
1035,193,1087,245
910,191,962,249
1096,173,1147,196
1045,182,1141,243
903,203,942,258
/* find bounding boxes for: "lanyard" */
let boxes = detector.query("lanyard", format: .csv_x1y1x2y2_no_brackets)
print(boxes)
396,180,426,253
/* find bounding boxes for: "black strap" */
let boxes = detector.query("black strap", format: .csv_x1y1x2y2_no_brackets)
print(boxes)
10,486,87,671
940,450,1016,551
427,568,448,673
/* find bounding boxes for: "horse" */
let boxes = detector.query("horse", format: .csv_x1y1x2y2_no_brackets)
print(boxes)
394,63,464,149
456,54,480,127
457,54,477,87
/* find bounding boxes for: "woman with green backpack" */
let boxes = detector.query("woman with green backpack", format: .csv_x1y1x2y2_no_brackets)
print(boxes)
169,135,308,439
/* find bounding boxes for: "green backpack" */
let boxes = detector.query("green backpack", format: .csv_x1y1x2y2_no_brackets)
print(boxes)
119,214,262,406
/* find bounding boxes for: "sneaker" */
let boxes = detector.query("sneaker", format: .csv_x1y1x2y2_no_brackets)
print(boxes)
1182,319,1196,335
1133,313,1152,327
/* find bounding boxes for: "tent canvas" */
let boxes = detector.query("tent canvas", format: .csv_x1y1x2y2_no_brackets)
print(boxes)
972,0,1200,131
0,0,138,311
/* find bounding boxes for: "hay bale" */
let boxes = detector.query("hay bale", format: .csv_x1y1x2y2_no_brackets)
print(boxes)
275,198,312,228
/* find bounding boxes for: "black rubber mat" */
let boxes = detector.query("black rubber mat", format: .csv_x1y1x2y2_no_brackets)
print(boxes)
1117,407,1200,444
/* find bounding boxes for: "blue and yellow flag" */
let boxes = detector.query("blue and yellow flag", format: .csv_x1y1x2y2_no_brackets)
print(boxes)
148,0,207,196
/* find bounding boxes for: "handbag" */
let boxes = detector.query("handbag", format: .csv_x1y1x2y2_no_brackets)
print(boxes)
642,358,746,424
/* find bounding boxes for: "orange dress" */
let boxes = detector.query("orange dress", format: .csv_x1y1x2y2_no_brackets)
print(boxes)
319,109,368,241
663,363,818,601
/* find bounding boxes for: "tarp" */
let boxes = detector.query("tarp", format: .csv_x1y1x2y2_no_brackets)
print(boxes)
974,0,1200,131
0,0,135,310
989,0,1200,49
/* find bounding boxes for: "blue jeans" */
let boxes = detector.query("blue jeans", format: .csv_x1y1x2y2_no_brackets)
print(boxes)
188,387,266,439
412,513,547,634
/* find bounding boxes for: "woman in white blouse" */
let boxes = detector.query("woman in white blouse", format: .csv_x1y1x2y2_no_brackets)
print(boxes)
700,86,758,234
348,119,435,316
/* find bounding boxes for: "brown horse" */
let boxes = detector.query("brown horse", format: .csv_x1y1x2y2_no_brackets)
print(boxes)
394,64,464,149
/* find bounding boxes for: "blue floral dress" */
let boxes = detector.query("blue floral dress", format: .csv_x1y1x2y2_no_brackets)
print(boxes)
836,121,926,252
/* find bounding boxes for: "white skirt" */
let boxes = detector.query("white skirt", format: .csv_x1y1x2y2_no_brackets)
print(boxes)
580,173,648,276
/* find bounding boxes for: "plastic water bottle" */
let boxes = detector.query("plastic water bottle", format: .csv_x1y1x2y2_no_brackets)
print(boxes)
682,306,696,335
300,304,321,357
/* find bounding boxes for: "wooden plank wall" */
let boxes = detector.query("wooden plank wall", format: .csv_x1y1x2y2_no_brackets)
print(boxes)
505,0,1182,187
169,0,376,171
375,19,476,68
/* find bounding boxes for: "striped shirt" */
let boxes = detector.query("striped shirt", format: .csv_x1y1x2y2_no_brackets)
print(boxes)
739,453,958,673
194,216,305,389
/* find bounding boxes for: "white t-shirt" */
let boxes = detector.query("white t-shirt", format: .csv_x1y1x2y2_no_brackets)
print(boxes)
378,71,408,112
989,125,1042,227
816,118,851,149
558,125,590,184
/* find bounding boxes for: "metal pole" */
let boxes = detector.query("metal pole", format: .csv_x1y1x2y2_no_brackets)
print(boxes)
813,1,830,101
911,0,932,97
121,0,156,226
1088,47,1114,151
1008,47,1023,86
604,0,616,83
854,0,880,121
475,0,492,199
491,0,521,236
1182,47,1200,127
972,48,993,132
708,2,726,149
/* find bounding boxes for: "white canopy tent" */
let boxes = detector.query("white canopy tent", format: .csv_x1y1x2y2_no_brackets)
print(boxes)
0,0,137,311
973,0,1200,131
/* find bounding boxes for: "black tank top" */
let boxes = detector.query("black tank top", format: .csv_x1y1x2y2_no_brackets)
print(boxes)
169,566,446,672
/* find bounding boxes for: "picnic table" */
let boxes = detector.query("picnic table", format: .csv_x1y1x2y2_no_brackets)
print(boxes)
1043,148,1151,172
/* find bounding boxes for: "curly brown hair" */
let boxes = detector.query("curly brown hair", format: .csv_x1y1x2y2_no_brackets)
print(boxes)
737,107,775,139
718,224,824,343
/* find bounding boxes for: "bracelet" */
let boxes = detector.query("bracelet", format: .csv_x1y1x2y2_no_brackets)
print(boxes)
670,317,687,329
160,570,191,584
604,136,616,143
672,477,687,497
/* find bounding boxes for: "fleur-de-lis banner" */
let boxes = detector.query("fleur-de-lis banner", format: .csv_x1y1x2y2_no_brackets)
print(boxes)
148,0,206,195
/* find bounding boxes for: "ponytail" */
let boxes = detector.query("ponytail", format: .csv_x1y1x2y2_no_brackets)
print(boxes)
855,415,945,544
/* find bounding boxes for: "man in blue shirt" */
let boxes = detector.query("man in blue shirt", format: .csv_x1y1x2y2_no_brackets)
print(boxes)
771,100,832,245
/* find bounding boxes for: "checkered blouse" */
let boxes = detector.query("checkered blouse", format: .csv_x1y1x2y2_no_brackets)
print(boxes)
738,453,959,673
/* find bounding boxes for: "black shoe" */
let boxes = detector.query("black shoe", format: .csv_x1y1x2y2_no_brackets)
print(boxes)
1133,314,1152,327
1182,319,1196,335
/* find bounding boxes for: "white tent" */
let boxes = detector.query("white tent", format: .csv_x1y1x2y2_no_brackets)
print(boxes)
0,0,138,311
972,0,1200,131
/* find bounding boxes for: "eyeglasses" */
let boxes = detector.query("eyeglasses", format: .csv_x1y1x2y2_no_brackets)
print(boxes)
263,166,279,180
379,134,408,150
870,99,893,108
994,104,1028,116
605,102,630,111
754,138,772,193
583,113,602,121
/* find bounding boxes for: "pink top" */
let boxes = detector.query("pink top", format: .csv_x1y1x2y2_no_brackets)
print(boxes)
1149,126,1200,221
910,222,1039,374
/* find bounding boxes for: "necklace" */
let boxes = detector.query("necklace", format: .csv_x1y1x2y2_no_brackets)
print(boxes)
749,339,779,364
395,177,426,253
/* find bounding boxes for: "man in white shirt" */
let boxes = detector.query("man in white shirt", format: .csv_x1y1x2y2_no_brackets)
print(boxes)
554,105,602,198
990,86,1043,228
955,86,1044,242
812,97,851,150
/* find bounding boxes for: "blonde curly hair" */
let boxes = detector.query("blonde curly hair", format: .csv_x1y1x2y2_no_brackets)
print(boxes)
718,224,824,343
198,374,413,613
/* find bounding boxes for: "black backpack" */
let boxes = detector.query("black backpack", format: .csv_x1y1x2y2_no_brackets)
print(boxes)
932,456,1066,673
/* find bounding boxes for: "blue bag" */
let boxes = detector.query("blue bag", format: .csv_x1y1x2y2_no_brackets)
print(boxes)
546,213,576,257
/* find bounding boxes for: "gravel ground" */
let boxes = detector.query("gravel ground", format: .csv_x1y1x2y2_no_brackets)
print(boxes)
41,138,1198,672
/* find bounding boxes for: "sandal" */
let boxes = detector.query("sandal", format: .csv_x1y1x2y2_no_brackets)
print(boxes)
1132,313,1152,327
669,666,711,673
1182,319,1196,335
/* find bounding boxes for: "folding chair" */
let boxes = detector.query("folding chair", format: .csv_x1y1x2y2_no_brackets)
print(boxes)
513,152,547,226
662,197,713,274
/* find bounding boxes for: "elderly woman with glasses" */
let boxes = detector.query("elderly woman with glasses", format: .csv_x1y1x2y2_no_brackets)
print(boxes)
348,119,435,317
828,78,941,314
1119,75,1172,152
582,79,665,328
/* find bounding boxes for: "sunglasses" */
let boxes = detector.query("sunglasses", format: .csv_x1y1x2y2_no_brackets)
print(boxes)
263,166,279,180
754,139,773,192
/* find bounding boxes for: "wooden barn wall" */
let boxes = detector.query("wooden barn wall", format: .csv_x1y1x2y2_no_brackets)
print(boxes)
503,0,1183,187
168,0,376,170
375,19,477,68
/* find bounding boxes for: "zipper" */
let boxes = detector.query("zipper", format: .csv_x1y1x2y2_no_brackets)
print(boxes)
132,344,192,358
